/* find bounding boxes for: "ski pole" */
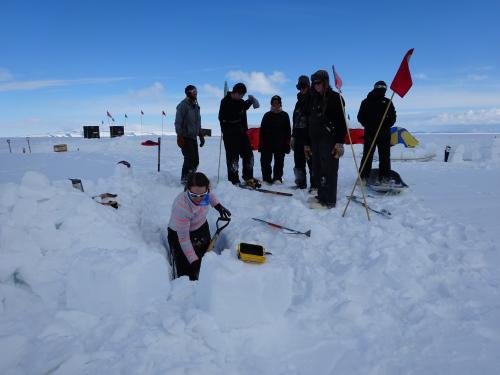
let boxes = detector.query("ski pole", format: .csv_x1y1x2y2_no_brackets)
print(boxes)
252,218,311,237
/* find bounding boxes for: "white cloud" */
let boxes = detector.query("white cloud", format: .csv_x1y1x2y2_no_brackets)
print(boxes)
226,70,287,94
0,67,13,82
129,82,165,98
202,84,223,98
0,76,130,92
414,73,428,80
476,65,494,72
431,108,500,125
467,74,488,81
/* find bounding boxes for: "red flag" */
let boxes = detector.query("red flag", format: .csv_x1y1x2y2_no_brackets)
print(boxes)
141,140,159,146
162,110,166,116
332,65,343,92
141,110,144,115
390,48,414,98
106,111,113,118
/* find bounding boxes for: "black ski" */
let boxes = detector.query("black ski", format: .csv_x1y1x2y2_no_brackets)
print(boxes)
349,195,392,218
238,184,293,197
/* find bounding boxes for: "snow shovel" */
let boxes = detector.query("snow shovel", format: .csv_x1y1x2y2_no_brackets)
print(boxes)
206,217,231,254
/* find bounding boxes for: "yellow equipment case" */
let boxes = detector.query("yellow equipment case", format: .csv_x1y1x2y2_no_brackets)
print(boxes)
237,242,267,264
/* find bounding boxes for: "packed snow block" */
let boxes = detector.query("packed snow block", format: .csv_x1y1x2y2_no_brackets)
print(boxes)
195,251,293,329
19,171,56,200
451,144,465,163
66,248,170,316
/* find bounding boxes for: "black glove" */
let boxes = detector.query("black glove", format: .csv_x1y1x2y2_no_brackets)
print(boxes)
177,135,185,149
214,203,231,219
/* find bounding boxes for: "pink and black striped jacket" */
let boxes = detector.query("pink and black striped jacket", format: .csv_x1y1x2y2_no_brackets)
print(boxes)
168,191,219,263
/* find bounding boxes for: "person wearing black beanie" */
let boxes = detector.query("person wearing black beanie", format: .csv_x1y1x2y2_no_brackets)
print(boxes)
291,75,316,190
175,84,205,184
357,80,397,185
218,82,261,187
258,95,291,184
304,69,347,209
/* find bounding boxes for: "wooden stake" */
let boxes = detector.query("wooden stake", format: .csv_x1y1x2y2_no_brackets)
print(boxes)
337,93,371,221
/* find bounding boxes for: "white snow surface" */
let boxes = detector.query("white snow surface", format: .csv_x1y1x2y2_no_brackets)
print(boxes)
1,134,499,374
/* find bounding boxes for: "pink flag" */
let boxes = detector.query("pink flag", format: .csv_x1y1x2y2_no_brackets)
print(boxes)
332,65,343,92
390,48,414,98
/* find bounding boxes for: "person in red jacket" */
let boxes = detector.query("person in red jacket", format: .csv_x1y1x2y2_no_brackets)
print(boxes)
259,95,291,184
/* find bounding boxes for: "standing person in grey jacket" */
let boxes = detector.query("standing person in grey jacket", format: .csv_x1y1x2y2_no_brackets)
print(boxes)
175,85,205,184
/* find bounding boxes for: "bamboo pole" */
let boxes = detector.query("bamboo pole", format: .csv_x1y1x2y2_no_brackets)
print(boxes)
337,93,371,221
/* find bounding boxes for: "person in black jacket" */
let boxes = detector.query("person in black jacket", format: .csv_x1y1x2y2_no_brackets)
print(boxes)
259,95,291,184
218,83,260,187
304,70,347,208
358,80,397,184
292,75,316,190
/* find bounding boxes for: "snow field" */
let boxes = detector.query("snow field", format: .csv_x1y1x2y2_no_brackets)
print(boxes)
0,134,499,374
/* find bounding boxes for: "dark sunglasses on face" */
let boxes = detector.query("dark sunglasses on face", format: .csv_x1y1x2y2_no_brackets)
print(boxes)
187,190,209,198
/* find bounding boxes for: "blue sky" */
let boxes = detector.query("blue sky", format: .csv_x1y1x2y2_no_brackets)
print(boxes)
1,0,499,136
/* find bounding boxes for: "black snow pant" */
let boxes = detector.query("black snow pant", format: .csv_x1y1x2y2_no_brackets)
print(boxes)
293,137,316,188
223,133,254,184
260,150,285,182
360,133,391,180
311,137,339,206
181,138,199,183
167,221,210,281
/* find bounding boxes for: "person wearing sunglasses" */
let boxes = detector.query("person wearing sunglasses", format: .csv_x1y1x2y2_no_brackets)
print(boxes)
167,172,231,280
304,70,347,209
291,75,317,191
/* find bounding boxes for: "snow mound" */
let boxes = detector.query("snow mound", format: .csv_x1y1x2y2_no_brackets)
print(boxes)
196,251,293,329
